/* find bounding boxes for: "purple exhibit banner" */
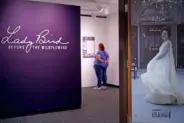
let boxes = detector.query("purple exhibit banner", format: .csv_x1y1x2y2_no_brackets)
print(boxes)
0,0,81,119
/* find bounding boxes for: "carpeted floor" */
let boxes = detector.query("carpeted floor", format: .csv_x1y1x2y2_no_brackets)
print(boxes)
0,87,119,123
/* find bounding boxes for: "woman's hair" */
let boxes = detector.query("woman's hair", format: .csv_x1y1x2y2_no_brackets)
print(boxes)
99,43,105,51
161,27,171,38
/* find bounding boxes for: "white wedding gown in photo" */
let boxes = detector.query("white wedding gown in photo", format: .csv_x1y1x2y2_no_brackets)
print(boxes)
141,40,184,104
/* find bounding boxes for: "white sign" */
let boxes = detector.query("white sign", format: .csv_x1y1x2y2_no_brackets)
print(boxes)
82,37,95,58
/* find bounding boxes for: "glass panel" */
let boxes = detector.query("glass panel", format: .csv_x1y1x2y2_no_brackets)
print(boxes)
131,0,184,123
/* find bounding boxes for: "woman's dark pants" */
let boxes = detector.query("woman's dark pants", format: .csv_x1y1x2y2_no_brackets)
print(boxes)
94,65,107,87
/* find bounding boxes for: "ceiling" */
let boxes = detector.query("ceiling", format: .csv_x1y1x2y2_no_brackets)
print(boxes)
30,0,118,16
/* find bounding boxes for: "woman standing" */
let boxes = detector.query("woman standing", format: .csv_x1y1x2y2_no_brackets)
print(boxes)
93,43,109,90
141,28,184,104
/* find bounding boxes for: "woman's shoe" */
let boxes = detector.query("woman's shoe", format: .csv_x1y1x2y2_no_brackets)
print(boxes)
93,87,102,90
101,86,107,89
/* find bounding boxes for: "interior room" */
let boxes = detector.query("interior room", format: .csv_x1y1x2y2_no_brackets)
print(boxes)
0,0,120,123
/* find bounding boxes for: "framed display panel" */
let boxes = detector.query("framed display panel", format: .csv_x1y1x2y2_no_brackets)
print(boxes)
82,37,95,58
131,0,184,123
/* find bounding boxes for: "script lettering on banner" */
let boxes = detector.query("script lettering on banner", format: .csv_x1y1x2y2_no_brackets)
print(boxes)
1,26,70,53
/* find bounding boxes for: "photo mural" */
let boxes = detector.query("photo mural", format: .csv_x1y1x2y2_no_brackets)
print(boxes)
131,0,184,123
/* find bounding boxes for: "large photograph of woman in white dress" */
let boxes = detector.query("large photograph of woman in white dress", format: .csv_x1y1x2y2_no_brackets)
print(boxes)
132,27,184,123
141,28,184,105
131,0,184,122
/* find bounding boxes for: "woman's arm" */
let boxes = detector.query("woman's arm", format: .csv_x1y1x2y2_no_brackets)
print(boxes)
96,54,104,62
104,52,110,63
105,58,110,64
156,42,169,60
